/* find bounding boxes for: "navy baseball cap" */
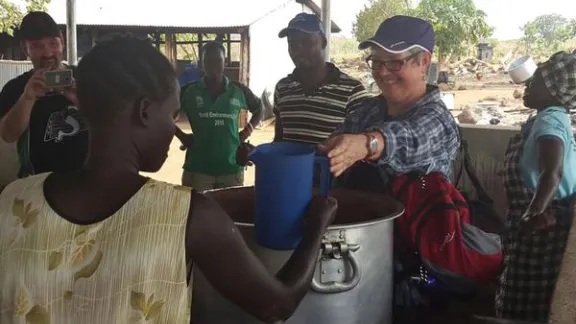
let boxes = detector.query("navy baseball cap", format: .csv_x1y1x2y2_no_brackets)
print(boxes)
279,13,325,38
358,15,435,54
16,11,60,41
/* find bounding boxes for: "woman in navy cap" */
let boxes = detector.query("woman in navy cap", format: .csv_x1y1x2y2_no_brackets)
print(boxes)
319,15,460,196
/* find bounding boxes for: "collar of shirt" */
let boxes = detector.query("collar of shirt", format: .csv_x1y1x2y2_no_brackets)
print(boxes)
377,84,442,121
198,76,230,92
521,105,568,138
288,62,341,87
337,84,443,135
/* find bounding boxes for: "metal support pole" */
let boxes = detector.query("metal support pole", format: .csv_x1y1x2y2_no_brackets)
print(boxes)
66,0,78,65
321,0,331,62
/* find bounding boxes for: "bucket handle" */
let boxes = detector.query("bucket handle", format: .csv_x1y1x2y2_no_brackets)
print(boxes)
310,243,362,294
314,155,332,197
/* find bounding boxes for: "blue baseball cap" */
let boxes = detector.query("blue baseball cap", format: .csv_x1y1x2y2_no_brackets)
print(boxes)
358,15,435,54
279,13,326,38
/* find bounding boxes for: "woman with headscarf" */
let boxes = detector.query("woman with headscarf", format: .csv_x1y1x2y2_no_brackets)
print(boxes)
496,51,576,322
0,36,338,324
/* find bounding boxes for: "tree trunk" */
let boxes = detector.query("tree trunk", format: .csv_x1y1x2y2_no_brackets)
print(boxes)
438,50,448,71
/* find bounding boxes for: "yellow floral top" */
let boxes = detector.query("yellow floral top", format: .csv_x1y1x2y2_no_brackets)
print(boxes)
0,173,191,324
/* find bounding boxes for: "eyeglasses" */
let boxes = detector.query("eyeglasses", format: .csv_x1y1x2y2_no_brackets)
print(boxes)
365,53,418,72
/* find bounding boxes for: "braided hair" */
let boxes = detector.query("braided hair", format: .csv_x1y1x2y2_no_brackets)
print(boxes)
76,36,176,125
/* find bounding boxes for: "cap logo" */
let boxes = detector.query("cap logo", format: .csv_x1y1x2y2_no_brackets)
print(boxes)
390,41,406,48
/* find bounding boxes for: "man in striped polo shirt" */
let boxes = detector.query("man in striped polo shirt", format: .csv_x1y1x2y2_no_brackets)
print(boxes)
273,13,370,144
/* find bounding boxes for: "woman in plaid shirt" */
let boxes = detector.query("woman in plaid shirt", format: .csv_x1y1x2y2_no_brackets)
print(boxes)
496,51,576,322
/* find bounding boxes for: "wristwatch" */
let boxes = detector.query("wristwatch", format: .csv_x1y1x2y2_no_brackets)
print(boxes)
363,133,379,160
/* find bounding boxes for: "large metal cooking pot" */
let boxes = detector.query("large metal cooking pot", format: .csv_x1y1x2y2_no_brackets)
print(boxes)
507,56,537,84
192,187,404,324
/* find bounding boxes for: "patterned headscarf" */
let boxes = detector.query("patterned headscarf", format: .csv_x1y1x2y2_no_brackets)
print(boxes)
538,51,576,111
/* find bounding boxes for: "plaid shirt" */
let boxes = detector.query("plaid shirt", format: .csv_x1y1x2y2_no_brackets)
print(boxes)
333,86,460,185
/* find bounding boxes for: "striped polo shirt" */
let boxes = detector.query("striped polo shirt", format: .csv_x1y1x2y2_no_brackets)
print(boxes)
273,63,370,144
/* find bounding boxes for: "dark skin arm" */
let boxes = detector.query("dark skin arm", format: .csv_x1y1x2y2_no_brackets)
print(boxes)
176,83,194,148
242,84,263,130
272,89,283,142
248,109,263,129
273,115,283,142
238,84,263,142
186,191,336,323
239,108,262,142
522,137,564,228
175,126,194,148
174,126,189,142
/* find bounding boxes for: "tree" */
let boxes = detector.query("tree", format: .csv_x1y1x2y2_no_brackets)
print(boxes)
521,14,575,55
0,0,51,35
521,21,539,55
353,0,411,43
412,0,493,65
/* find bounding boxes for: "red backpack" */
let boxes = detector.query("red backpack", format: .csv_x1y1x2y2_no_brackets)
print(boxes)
389,172,502,294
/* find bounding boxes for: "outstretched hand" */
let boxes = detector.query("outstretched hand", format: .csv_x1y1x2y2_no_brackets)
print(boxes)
317,134,369,177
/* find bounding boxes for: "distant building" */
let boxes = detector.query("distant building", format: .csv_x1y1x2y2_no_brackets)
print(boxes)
477,41,494,62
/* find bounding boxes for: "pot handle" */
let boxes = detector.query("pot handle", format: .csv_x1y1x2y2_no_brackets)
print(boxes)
310,243,362,294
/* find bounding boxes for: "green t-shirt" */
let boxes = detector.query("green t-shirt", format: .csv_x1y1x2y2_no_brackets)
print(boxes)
180,77,262,176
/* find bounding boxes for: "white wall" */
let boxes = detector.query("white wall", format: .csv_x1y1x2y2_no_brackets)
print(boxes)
248,1,305,99
453,124,520,218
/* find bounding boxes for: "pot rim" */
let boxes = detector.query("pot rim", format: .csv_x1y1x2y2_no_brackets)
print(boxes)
234,201,405,230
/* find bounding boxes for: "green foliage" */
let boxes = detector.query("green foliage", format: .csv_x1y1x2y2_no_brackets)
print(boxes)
486,38,499,48
175,34,199,61
352,0,492,66
412,0,493,64
352,0,411,43
0,0,22,35
25,0,49,12
521,14,576,56
330,37,360,59
0,0,50,35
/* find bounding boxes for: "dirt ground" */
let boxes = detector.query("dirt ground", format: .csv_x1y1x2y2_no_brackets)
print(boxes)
147,83,523,186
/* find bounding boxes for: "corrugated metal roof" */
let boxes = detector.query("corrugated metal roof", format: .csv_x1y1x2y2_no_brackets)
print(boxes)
47,0,293,29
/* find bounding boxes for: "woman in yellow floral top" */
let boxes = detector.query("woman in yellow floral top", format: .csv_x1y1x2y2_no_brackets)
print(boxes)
0,36,337,324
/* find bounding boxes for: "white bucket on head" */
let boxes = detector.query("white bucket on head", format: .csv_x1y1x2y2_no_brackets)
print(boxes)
441,92,455,110
507,56,537,84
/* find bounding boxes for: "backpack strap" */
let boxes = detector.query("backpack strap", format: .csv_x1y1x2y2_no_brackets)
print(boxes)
455,130,493,204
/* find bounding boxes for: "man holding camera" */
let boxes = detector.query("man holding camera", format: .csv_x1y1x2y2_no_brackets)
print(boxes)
0,12,88,178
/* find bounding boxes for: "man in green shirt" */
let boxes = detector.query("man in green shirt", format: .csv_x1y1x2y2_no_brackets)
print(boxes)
176,41,263,191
